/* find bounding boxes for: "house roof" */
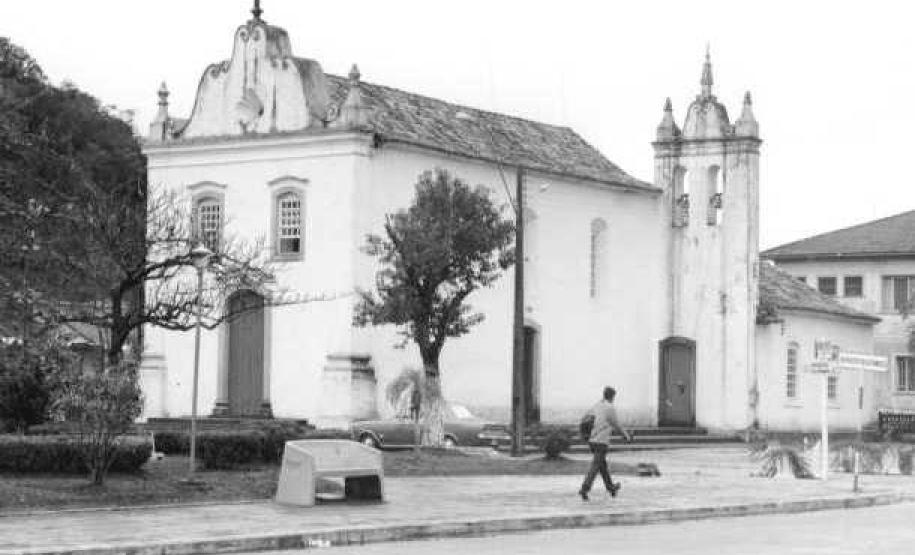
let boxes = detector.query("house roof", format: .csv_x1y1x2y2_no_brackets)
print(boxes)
324,74,657,193
762,209,915,261
757,262,879,324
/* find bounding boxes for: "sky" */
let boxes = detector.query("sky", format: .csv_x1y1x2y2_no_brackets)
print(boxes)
3,0,913,249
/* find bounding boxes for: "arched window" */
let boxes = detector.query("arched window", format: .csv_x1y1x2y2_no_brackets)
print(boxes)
786,341,798,399
268,176,308,260
707,165,723,226
590,218,607,298
672,166,689,227
196,196,223,252
276,191,302,255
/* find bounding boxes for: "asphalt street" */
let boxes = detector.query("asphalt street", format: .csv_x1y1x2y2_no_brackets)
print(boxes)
242,502,915,554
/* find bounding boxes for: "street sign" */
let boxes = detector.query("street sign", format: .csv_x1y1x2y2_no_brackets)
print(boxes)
806,340,886,483
836,352,888,373
805,360,832,374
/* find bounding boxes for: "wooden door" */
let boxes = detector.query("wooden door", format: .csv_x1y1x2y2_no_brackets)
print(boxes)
227,290,265,416
523,326,540,425
659,337,696,427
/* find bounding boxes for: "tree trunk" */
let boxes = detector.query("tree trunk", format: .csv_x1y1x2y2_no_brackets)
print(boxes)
420,357,445,447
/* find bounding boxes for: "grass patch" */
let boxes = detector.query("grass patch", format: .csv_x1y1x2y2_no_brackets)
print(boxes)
0,447,644,513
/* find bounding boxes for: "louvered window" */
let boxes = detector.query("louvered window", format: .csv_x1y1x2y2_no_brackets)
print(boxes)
786,342,798,399
196,198,222,252
277,191,302,255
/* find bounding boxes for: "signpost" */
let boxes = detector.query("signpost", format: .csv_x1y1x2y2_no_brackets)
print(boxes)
807,339,887,486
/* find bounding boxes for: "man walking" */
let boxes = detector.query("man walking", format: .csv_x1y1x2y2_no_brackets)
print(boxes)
579,386,631,501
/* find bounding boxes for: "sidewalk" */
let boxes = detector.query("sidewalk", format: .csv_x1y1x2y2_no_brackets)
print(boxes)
1,447,913,555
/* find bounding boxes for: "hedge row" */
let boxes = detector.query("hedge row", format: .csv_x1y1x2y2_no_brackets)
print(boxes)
153,428,353,469
0,434,152,474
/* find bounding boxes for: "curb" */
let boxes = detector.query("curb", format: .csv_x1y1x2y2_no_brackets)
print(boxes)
7,492,913,555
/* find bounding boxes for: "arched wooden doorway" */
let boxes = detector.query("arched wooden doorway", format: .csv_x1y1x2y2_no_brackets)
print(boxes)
658,336,696,427
226,290,265,416
523,324,541,425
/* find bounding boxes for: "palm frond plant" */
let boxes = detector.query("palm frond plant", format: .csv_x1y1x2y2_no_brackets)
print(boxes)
385,368,423,452
751,442,814,479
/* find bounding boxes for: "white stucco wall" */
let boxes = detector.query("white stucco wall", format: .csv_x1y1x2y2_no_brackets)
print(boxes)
770,258,915,412
143,132,367,419
141,134,668,426
356,145,668,426
755,310,880,431
654,136,761,432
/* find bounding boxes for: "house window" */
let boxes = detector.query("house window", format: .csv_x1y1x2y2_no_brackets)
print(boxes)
195,197,223,252
276,191,302,255
827,375,838,400
786,342,798,399
817,276,837,296
843,276,863,297
882,276,915,312
897,356,915,392
589,219,607,298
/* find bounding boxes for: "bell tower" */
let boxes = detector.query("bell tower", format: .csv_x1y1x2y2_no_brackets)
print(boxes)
654,48,761,431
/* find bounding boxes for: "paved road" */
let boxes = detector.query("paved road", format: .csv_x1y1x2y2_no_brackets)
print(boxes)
246,503,915,555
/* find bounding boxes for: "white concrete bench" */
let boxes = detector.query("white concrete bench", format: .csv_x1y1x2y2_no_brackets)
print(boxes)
275,439,384,506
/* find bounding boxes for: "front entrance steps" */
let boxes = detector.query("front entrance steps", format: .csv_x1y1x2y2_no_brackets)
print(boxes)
504,425,745,453
605,426,745,451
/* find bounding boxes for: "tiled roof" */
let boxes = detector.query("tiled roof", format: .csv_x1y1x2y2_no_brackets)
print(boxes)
325,74,657,193
757,262,879,324
762,209,915,260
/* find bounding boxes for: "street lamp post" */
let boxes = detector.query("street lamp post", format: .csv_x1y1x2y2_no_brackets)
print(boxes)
188,242,212,478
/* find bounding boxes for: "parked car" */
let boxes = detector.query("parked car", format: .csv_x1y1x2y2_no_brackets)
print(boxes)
351,404,510,449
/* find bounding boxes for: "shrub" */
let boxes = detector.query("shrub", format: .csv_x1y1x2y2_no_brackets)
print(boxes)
522,423,574,459
900,448,914,475
198,432,265,469
50,360,144,484
160,427,354,469
542,432,571,460
0,434,150,473
0,343,70,433
152,431,189,455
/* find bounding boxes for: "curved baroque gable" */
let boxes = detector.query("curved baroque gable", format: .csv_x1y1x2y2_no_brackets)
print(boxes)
181,21,329,138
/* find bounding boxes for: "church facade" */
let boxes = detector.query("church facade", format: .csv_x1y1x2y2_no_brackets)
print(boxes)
138,6,881,432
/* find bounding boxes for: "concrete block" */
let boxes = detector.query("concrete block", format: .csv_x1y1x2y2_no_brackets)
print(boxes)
275,439,383,507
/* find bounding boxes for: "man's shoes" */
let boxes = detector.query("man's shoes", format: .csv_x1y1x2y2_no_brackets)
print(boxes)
608,482,621,498
578,489,589,501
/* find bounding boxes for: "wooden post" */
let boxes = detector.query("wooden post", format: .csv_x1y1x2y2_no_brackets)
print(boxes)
511,168,526,457
821,371,829,481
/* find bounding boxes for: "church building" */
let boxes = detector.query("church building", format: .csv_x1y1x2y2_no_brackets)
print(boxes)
139,4,882,433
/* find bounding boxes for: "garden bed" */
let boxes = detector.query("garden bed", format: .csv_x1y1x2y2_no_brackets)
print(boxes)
0,448,639,513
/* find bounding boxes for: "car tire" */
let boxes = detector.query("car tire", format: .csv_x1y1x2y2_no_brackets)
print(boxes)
443,436,457,449
361,435,380,449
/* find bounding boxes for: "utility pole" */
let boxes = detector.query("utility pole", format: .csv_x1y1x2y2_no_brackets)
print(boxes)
511,167,526,457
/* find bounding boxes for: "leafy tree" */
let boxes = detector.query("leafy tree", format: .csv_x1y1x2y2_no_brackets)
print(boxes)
355,169,514,445
0,341,72,433
0,38,276,364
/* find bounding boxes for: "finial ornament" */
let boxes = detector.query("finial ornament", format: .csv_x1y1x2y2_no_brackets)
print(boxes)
158,82,169,106
701,45,714,99
348,64,361,83
251,0,263,21
735,90,759,137
656,96,680,140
